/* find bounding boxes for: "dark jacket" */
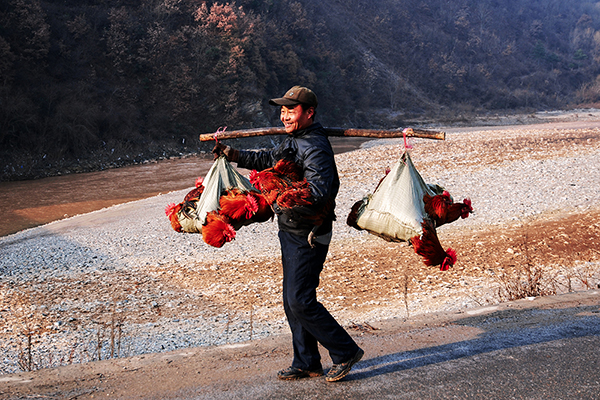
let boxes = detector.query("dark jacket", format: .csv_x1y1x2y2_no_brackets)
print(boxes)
236,122,339,236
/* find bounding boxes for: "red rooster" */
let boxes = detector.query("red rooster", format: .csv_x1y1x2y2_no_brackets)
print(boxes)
219,188,259,224
276,180,313,209
273,158,303,182
202,211,236,248
184,177,205,202
249,159,334,226
424,192,473,228
248,192,274,222
249,159,303,203
346,199,365,231
165,202,183,232
218,188,275,225
411,220,457,271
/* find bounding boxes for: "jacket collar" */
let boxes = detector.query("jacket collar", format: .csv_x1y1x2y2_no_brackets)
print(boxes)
292,122,323,138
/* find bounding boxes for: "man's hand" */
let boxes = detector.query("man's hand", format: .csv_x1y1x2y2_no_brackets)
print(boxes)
212,142,239,162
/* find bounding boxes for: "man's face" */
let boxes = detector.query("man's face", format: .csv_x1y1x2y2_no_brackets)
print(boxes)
280,104,314,133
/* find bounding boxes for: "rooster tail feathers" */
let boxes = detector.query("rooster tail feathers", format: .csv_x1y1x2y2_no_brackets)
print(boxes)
410,234,423,252
347,199,365,230
412,221,457,269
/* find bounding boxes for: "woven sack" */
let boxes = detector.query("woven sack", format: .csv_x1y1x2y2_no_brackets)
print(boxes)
356,151,443,242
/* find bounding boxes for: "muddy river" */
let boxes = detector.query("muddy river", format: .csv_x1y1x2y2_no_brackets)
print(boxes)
0,137,373,237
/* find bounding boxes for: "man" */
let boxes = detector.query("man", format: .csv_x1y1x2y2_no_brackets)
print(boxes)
213,86,363,382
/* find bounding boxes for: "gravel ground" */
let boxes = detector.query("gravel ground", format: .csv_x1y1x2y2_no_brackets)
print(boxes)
1,121,600,375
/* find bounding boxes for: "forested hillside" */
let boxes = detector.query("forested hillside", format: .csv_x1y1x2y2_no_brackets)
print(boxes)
2,0,600,180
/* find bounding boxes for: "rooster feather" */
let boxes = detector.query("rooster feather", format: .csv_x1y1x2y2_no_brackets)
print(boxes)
219,188,259,222
276,180,313,208
202,211,236,248
411,220,457,271
249,192,274,222
424,191,473,228
273,159,303,182
184,177,205,202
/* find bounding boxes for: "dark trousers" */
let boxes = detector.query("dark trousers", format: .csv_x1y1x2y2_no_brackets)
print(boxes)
279,230,359,370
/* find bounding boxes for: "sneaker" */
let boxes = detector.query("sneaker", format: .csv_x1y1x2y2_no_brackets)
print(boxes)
325,348,364,382
277,366,324,380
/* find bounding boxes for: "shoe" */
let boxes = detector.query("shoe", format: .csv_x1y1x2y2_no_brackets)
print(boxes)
277,366,324,380
325,348,364,382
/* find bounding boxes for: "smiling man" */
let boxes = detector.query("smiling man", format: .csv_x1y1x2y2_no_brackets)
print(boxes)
213,86,364,382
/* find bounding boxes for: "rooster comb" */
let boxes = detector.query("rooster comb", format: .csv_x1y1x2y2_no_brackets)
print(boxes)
446,248,457,264
249,170,259,185
463,198,473,210
165,203,178,216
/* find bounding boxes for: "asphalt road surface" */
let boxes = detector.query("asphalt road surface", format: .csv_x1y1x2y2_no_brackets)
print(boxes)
1,290,599,399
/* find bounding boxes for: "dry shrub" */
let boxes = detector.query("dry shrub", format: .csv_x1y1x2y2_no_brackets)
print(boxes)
496,264,557,302
496,231,557,301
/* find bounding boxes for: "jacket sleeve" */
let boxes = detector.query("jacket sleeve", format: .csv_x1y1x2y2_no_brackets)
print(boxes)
303,145,335,207
236,149,276,172
236,136,296,171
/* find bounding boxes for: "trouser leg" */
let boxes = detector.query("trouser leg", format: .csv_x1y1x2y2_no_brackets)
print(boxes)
279,230,359,368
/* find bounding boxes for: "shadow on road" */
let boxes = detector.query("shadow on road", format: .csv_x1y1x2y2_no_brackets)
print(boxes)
348,304,600,381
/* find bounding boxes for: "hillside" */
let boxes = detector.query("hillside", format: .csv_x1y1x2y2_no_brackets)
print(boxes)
2,0,600,180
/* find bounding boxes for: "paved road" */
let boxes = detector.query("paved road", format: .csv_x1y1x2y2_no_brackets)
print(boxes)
1,290,599,399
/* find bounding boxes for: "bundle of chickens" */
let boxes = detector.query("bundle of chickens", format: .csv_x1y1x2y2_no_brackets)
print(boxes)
165,156,316,248
346,151,473,271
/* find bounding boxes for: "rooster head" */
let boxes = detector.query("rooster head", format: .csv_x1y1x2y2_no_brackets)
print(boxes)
195,177,204,188
440,248,457,271
244,194,259,219
165,203,179,217
223,223,236,242
202,212,237,247
461,198,473,218
249,170,259,187
442,190,453,204
165,203,183,232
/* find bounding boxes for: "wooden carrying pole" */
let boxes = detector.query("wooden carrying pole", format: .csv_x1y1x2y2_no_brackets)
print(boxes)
199,127,445,142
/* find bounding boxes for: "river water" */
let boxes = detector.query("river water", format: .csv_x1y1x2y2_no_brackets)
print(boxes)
0,137,373,237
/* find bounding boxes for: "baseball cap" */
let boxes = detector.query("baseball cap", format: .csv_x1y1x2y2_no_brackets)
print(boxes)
269,86,318,108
